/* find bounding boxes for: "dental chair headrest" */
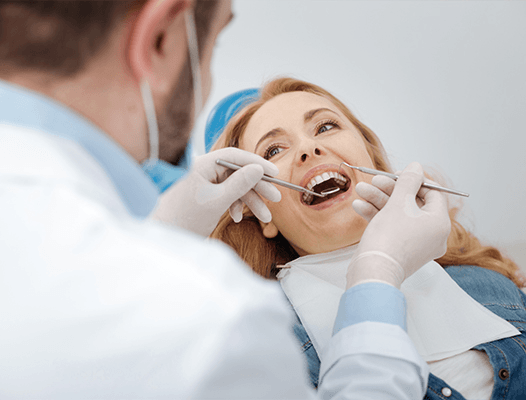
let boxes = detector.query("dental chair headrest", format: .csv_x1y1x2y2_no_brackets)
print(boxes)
204,88,260,153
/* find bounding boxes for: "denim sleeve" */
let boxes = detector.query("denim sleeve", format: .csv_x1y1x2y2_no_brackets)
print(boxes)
333,282,407,335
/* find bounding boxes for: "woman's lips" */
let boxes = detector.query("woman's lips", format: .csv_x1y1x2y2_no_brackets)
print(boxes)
299,164,343,188
298,163,353,210
304,183,353,210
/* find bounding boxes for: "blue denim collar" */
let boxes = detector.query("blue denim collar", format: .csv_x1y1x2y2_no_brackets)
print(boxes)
0,79,158,219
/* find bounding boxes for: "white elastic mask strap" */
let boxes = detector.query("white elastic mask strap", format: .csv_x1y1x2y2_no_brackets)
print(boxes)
140,79,159,168
185,10,204,155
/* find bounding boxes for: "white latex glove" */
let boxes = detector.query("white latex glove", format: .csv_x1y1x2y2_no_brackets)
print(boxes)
152,148,281,237
347,162,451,289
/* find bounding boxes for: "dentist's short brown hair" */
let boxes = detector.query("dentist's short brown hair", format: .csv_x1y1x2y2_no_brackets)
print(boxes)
0,0,219,77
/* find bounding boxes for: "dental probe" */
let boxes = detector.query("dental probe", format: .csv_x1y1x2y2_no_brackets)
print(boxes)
216,159,339,198
339,162,470,197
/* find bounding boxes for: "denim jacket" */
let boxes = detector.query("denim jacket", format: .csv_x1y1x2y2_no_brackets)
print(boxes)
290,266,526,399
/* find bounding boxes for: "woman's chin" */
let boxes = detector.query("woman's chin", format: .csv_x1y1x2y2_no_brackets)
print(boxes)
293,236,362,256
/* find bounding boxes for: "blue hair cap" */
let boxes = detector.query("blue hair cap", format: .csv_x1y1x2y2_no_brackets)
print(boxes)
204,88,260,153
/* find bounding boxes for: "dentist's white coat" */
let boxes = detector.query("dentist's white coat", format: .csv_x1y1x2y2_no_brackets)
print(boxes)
0,123,427,399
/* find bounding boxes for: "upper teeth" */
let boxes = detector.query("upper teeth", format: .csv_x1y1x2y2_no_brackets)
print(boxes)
306,171,347,191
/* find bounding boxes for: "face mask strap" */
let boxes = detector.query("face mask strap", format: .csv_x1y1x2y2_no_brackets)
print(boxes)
140,79,160,169
142,9,201,172
184,9,204,156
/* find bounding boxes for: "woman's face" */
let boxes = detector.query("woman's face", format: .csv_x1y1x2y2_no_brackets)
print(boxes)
239,91,376,255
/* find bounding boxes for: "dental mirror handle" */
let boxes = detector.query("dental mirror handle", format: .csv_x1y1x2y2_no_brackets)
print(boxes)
344,164,470,197
215,159,326,198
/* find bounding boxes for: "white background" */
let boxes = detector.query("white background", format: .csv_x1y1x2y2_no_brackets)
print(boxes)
194,0,526,266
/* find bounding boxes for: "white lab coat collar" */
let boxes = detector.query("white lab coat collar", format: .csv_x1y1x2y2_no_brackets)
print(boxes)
0,79,158,218
277,245,519,362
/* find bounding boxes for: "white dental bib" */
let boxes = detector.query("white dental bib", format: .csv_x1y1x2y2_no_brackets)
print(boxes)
277,245,519,362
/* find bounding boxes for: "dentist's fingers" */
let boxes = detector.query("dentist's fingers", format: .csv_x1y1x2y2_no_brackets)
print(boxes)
216,164,265,204
229,200,244,223
421,184,449,216
239,190,272,223
162,148,279,237
352,198,379,222
229,182,280,224
369,172,429,208
389,162,425,203
394,169,437,200
355,181,390,211
229,187,277,224
420,188,451,258
371,175,395,196
229,189,276,224
253,180,281,203
205,147,279,180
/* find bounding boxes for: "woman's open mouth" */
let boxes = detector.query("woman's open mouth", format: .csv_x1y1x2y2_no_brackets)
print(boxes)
301,171,351,206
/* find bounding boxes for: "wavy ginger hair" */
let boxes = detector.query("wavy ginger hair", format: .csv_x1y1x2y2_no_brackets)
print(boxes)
210,77,523,286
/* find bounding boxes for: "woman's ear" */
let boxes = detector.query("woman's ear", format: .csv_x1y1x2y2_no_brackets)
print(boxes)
259,220,279,239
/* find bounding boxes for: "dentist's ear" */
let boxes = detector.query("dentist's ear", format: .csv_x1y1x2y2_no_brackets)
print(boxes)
128,0,191,91
259,220,279,239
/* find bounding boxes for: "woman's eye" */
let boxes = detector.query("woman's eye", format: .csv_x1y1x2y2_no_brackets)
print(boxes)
316,120,339,135
264,145,283,160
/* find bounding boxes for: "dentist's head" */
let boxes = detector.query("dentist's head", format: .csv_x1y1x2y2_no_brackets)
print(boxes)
0,0,233,166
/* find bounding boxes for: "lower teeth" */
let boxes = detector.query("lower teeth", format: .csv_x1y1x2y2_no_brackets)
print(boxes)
302,177,349,205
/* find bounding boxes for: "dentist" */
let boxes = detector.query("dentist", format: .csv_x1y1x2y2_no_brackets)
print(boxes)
0,1,450,398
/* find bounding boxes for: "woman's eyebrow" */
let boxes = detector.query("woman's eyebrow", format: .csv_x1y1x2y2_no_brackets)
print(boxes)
304,108,339,122
254,128,286,153
253,108,338,152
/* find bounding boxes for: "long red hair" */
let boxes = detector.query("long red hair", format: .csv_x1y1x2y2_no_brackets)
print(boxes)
210,77,523,286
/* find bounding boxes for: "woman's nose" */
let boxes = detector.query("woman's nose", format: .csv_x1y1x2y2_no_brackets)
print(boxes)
298,144,323,164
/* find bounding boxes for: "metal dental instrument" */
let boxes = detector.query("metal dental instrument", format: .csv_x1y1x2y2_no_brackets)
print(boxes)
339,162,470,197
216,159,340,198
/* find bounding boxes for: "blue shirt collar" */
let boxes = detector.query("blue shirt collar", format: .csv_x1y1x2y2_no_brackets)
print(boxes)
0,79,159,219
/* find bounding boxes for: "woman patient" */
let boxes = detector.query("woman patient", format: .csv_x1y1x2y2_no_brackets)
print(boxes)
209,77,526,400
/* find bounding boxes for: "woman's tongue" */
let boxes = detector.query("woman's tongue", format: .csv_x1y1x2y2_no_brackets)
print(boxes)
308,178,346,206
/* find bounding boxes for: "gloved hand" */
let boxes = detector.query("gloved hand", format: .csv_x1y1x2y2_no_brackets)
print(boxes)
347,162,451,289
152,147,281,237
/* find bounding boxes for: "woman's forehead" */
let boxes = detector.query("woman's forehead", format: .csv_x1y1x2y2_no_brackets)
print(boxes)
255,92,337,122
241,92,340,147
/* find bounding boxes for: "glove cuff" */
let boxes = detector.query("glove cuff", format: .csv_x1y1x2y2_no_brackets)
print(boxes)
347,251,405,289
